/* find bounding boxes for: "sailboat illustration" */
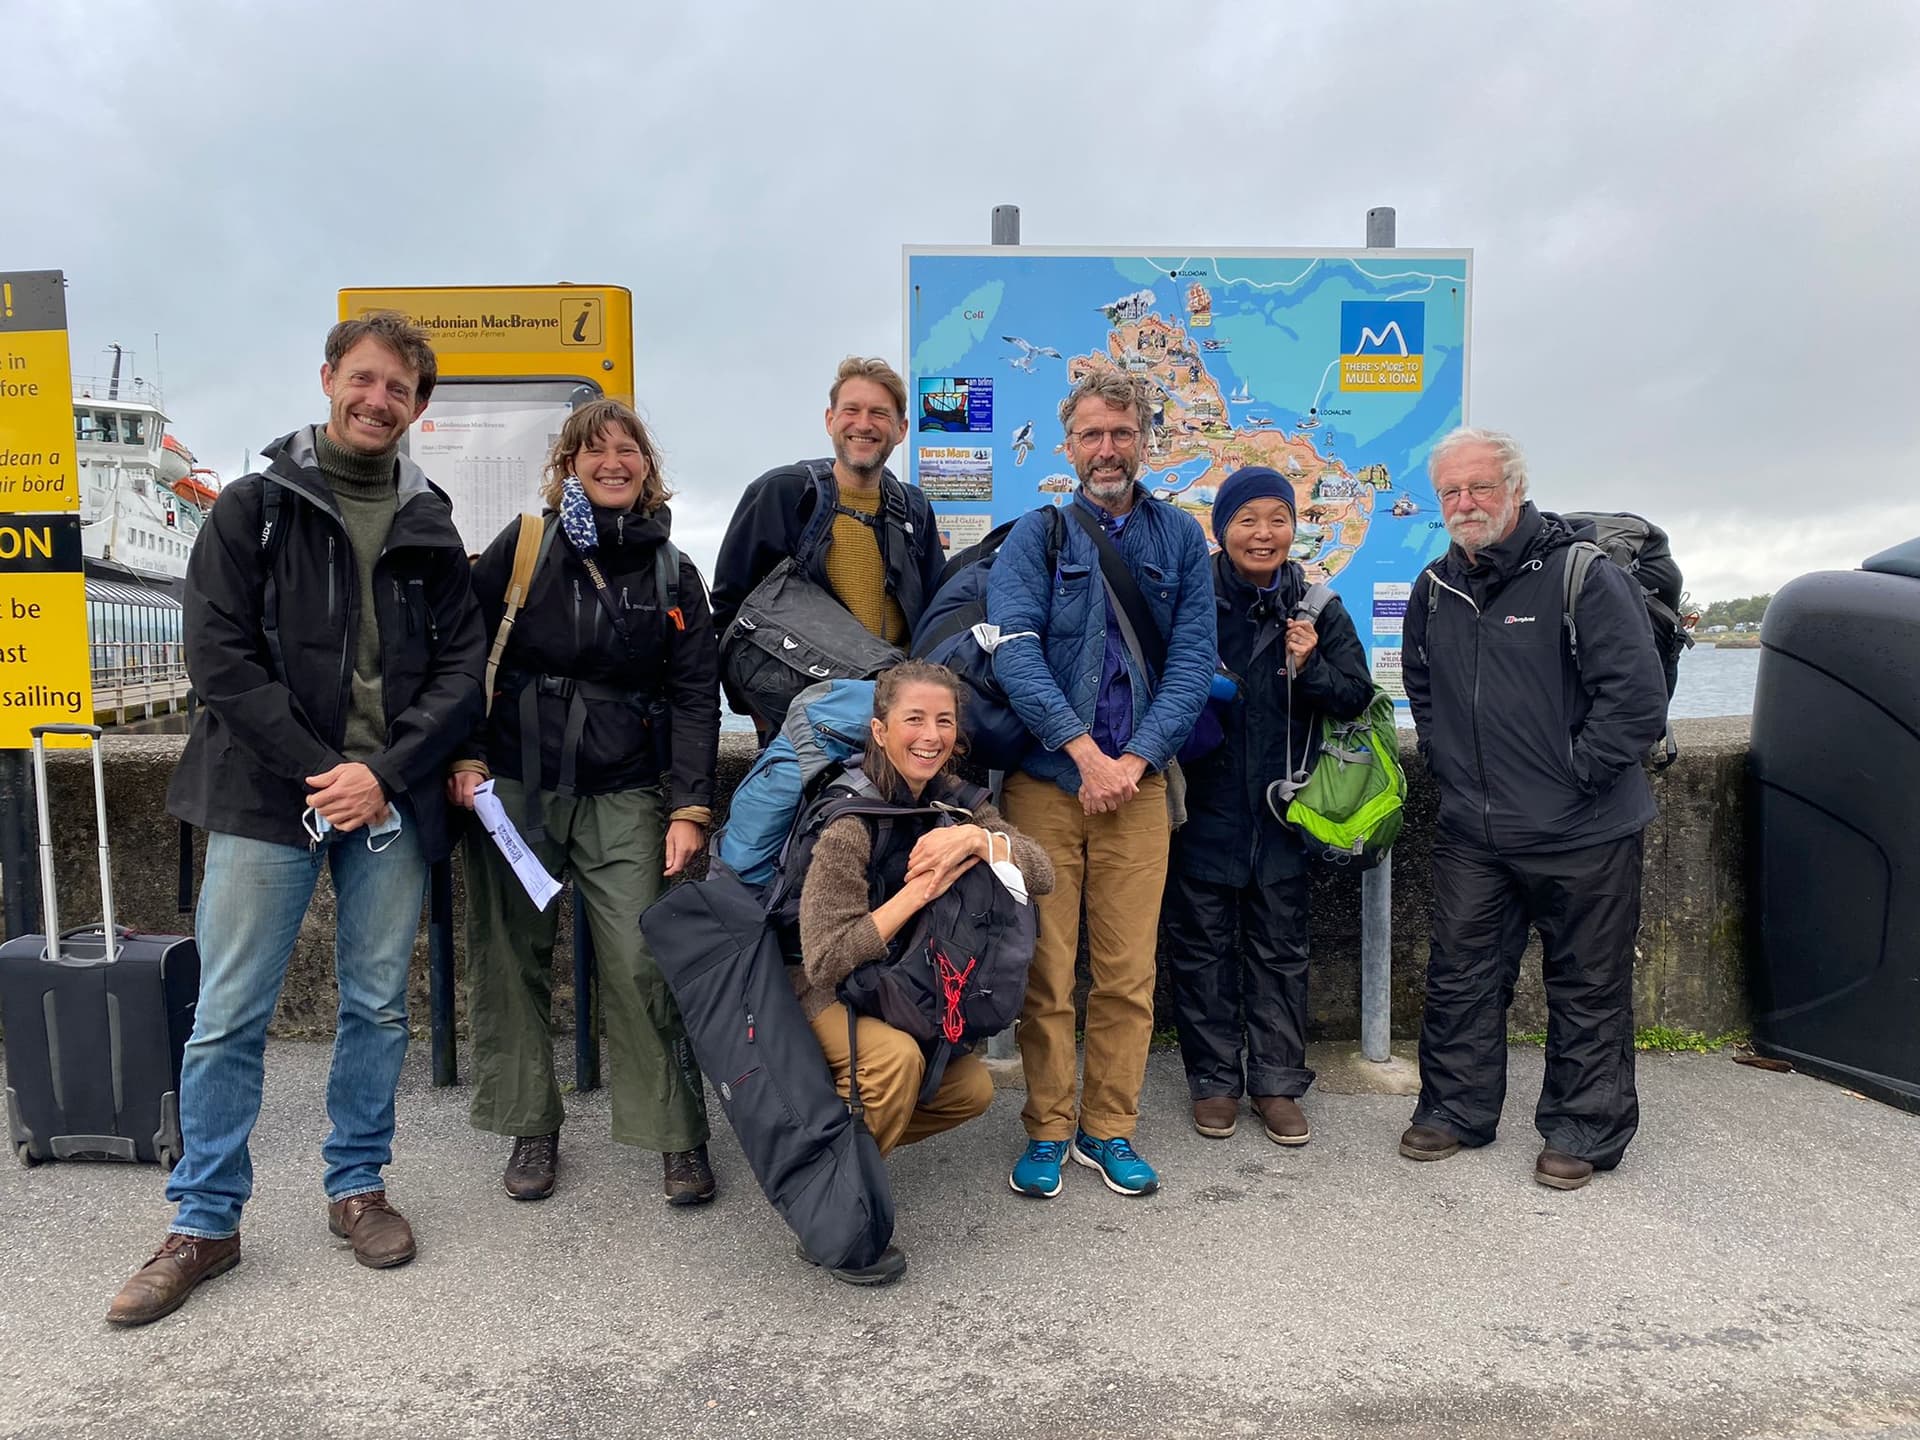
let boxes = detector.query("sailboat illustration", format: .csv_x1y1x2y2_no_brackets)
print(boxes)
1229,378,1252,404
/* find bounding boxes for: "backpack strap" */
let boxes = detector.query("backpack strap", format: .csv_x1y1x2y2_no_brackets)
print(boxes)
1062,502,1168,688
654,540,685,638
1562,540,1604,667
1287,580,1337,680
483,513,548,715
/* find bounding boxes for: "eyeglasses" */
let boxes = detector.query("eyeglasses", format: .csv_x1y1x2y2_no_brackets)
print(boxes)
1070,427,1141,449
1436,482,1506,507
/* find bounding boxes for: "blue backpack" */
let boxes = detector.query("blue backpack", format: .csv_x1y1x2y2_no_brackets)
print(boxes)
716,679,877,888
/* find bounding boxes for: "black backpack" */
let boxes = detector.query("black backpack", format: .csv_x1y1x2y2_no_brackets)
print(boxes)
770,771,1037,1104
908,507,1065,769
719,461,910,734
1559,511,1694,769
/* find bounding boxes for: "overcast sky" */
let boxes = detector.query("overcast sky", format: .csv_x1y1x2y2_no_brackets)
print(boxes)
7,0,1916,603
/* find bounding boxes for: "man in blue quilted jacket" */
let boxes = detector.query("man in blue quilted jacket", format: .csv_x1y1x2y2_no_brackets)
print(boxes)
986,370,1215,1200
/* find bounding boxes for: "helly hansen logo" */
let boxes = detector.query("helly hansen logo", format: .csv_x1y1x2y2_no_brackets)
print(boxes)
1504,615,1537,624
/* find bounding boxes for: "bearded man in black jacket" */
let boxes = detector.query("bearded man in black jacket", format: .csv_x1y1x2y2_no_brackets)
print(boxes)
108,314,485,1326
1399,428,1667,1192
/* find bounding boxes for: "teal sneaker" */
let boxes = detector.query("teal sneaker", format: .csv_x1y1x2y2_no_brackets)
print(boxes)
1008,1139,1067,1198
1071,1130,1160,1196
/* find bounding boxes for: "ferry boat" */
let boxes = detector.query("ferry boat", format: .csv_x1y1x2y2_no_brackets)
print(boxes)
72,372,214,592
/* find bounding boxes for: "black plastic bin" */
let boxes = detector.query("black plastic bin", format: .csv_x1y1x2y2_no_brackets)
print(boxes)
1747,537,1920,1111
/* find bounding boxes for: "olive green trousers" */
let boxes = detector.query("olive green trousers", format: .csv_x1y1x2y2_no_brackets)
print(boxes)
463,779,708,1152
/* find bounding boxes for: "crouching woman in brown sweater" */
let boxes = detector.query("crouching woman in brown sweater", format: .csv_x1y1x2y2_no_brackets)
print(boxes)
794,661,1055,1284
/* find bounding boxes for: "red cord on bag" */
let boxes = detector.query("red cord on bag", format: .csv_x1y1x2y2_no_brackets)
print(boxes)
934,948,978,1044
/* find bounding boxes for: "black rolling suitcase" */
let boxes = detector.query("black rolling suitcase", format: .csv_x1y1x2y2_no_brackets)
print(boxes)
1,723,199,1168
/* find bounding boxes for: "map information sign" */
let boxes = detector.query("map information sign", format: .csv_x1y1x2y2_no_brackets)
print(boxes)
903,247,1472,696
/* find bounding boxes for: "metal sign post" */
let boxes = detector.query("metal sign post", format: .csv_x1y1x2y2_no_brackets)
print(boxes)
1359,208,1395,1066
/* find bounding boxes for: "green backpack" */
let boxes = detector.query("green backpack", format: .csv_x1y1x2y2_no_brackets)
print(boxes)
1263,583,1408,869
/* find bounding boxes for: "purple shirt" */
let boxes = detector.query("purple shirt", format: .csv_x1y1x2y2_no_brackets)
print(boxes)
1087,504,1135,759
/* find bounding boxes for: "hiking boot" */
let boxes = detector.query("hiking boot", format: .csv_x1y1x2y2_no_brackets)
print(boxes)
1398,1124,1462,1162
1191,1096,1239,1139
795,1240,908,1287
1253,1095,1310,1146
1534,1148,1595,1191
1008,1139,1067,1198
663,1145,717,1206
327,1191,417,1268
503,1132,558,1201
105,1233,241,1327
1070,1130,1160,1196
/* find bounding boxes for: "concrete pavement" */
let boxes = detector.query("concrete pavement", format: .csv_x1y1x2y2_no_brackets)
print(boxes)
2,1041,1918,1440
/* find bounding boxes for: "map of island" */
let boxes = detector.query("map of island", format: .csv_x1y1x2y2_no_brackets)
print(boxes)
1064,314,1392,581
904,248,1471,697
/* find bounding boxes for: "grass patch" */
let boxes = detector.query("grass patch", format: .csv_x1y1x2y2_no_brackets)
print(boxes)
1509,1026,1749,1052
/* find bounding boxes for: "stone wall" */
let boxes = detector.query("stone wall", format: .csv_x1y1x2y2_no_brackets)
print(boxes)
12,717,1750,1043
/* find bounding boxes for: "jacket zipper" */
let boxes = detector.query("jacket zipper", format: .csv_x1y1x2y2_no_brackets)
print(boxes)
329,535,354,742
1432,577,1497,851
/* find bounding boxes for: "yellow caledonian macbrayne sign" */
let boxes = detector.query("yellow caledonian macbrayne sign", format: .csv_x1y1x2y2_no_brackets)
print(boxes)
0,269,92,749
337,284,634,401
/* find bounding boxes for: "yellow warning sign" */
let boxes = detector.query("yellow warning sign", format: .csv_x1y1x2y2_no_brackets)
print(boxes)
0,515,93,747
337,285,632,401
0,271,92,747
0,275,80,515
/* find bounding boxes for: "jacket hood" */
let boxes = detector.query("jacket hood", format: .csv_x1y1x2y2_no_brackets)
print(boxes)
259,425,437,514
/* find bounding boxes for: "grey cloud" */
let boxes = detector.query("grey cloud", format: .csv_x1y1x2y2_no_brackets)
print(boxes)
5,0,1915,599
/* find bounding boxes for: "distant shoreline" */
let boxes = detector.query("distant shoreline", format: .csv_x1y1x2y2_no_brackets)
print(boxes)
1694,633,1762,649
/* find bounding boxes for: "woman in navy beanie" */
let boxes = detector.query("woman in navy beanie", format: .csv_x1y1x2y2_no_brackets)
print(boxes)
1164,465,1373,1145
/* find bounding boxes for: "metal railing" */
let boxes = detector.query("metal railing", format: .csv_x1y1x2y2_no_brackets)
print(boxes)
89,642,190,697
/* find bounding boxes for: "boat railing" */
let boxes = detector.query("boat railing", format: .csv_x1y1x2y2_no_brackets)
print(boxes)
71,376,166,408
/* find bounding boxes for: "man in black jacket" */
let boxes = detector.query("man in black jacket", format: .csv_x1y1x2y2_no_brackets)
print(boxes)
108,314,486,1326
1399,427,1667,1192
709,357,945,722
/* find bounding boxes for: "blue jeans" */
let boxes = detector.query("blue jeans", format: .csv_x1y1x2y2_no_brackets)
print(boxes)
165,818,427,1238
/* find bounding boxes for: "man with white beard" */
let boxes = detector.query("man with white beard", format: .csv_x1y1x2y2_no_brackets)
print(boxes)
1399,428,1667,1191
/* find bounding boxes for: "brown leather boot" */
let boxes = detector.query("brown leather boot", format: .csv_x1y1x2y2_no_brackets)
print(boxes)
504,1132,559,1201
106,1233,241,1327
1534,1148,1595,1191
1398,1123,1462,1161
327,1191,417,1268
1252,1095,1310,1146
663,1145,716,1206
1191,1096,1239,1138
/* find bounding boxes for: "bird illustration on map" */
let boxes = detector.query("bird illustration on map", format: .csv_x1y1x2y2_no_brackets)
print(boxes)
1011,420,1035,465
1003,336,1061,372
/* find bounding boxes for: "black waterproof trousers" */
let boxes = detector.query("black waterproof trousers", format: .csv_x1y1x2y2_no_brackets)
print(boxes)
1411,831,1644,1167
1162,872,1316,1100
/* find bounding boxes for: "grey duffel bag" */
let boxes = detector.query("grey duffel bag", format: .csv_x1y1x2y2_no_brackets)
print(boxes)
720,558,903,733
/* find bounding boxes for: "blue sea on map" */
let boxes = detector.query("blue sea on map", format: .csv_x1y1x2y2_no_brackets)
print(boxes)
906,251,1472,691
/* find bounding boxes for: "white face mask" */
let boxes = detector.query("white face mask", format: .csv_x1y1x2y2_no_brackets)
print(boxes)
983,829,1028,906
302,805,404,853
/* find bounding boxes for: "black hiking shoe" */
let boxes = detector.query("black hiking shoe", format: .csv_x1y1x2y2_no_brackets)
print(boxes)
504,1132,558,1201
663,1145,716,1206
796,1240,907,1287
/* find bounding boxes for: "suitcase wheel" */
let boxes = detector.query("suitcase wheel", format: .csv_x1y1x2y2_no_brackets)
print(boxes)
157,1144,180,1172
14,1142,37,1169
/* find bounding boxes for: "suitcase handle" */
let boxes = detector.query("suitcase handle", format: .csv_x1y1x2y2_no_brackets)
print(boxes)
29,724,117,965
